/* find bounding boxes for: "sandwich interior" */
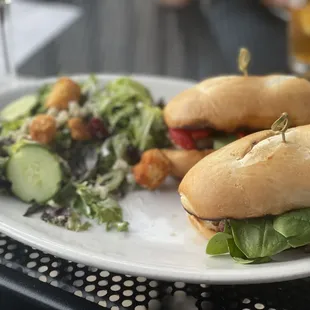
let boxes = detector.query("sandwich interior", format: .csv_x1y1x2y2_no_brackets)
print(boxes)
183,195,310,264
168,127,253,150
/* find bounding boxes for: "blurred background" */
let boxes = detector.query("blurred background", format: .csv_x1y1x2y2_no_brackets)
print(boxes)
1,0,307,81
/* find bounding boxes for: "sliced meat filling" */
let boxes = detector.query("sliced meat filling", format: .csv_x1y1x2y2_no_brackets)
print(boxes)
200,219,225,233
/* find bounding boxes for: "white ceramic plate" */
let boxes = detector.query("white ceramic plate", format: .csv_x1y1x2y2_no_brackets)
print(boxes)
0,74,310,284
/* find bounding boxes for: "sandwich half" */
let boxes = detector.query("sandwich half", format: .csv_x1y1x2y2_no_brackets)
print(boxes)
179,125,310,263
164,75,310,150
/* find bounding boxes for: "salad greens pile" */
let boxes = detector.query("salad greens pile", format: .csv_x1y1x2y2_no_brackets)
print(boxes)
206,208,310,263
0,75,170,232
96,77,170,151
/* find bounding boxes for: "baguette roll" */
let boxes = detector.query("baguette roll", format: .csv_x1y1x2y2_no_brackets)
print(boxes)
164,75,310,131
179,125,310,221
161,149,212,178
133,148,211,190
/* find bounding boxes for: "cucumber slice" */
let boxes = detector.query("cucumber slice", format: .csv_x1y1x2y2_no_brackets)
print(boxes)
0,95,38,122
6,144,62,203
214,135,237,150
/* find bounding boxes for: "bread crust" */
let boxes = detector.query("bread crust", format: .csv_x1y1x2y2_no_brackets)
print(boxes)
179,125,310,219
162,149,212,178
188,215,217,239
164,75,310,131
133,148,211,189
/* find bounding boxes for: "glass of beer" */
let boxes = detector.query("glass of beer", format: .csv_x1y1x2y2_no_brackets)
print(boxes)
288,2,310,76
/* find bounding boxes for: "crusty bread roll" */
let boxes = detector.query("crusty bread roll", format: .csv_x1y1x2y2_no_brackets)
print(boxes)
164,75,310,131
161,149,212,178
179,125,310,220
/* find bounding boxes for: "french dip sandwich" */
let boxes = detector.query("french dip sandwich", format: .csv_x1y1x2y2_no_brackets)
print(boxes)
135,49,310,191
179,122,310,263
164,75,310,150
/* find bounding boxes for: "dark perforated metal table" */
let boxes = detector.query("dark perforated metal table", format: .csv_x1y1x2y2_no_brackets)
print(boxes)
0,232,310,310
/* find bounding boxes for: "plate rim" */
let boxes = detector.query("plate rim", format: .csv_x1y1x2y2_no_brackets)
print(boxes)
1,73,310,285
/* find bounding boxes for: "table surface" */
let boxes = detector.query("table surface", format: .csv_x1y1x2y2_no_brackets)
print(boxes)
19,0,288,80
4,1,303,310
1,232,310,310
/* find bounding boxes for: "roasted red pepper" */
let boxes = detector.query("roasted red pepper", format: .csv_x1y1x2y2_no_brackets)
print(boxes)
236,132,246,139
190,129,211,140
169,128,195,149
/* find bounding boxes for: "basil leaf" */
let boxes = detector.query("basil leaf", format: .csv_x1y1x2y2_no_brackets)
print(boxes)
206,232,231,255
230,218,288,259
233,256,272,264
288,235,310,248
232,257,255,264
225,223,253,263
226,234,272,264
227,237,246,259
273,208,310,247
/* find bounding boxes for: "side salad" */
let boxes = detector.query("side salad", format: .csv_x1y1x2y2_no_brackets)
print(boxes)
0,75,170,232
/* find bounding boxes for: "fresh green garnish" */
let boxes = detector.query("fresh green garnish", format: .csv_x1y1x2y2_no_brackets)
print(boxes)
131,105,169,151
230,218,288,259
66,212,92,232
0,157,8,175
0,118,26,137
105,76,153,106
206,232,231,255
38,84,52,104
97,77,170,152
273,208,310,248
54,128,72,150
111,133,130,159
207,208,310,264
75,182,128,231
0,95,38,122
34,84,52,114
81,74,100,95
213,135,237,150
96,169,126,193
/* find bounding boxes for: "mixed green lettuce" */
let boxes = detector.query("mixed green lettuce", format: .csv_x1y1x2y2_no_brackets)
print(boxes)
0,118,25,137
96,77,171,152
2,75,170,234
75,182,128,231
206,208,310,264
